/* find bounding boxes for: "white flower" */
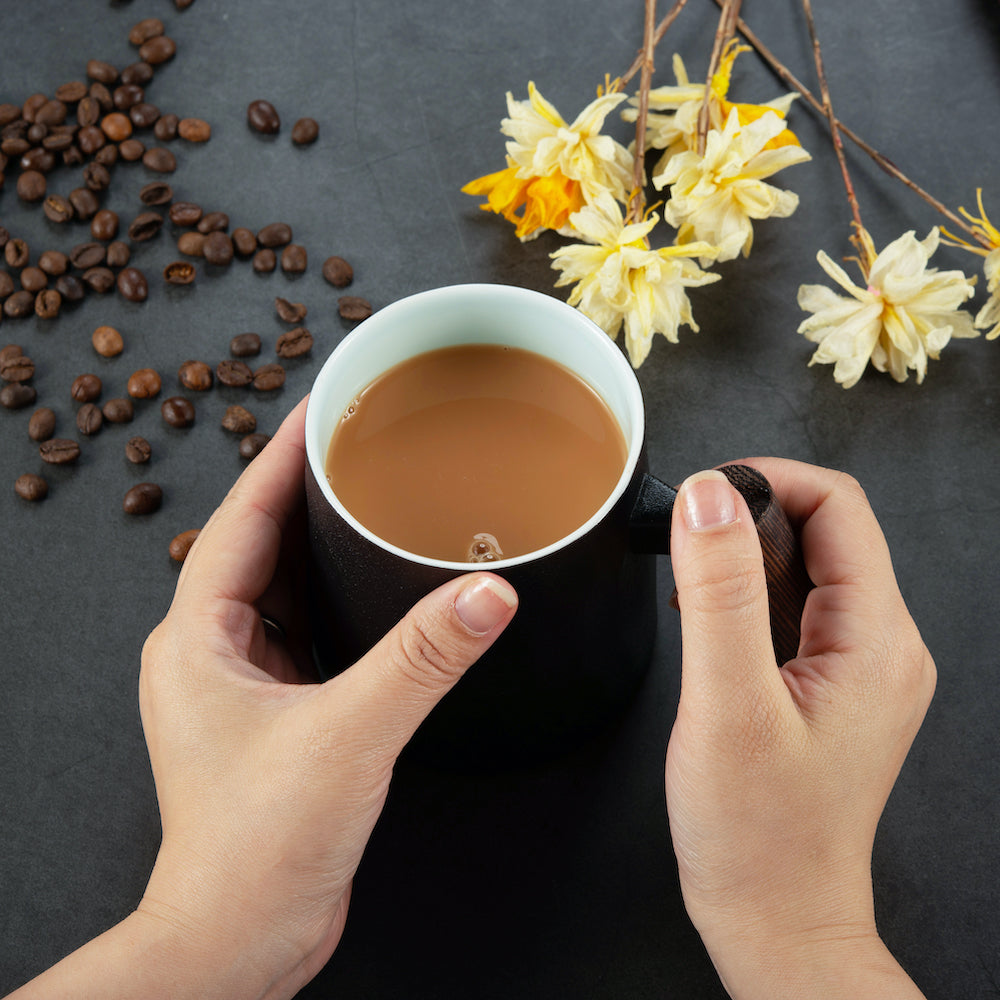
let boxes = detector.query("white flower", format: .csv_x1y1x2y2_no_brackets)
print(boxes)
654,108,811,263
797,227,978,387
976,248,1000,340
550,192,720,367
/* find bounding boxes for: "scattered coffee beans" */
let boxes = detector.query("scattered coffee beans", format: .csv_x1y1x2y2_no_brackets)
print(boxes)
178,117,210,142
239,433,270,460
216,359,253,387
252,363,285,391
163,260,195,285
14,472,48,502
257,222,292,247
117,266,148,301
92,325,124,357
39,438,80,464
70,373,102,402
247,99,280,134
275,297,307,323
322,255,353,287
280,244,307,273
103,397,135,423
229,333,261,357
1,383,37,409
125,435,152,463
291,117,319,145
221,404,255,434
127,368,162,398
338,295,373,321
76,402,104,435
123,481,162,514
28,407,56,441
276,327,313,359
168,528,200,562
161,395,195,428
178,360,213,390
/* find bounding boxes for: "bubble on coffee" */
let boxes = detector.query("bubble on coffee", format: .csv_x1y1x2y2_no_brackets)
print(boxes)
467,532,503,563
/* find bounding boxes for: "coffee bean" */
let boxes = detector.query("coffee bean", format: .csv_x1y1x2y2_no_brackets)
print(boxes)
117,266,148,302
70,372,102,402
68,187,99,219
123,482,162,515
154,113,179,141
247,99,280,134
55,80,88,103
291,117,319,145
76,402,103,435
125,435,151,463
202,231,233,266
103,397,135,424
38,250,69,276
0,345,21,362
92,324,124,357
178,359,212,390
178,117,210,142
176,231,205,256
142,147,176,172
229,333,261,357
321,255,353,287
106,240,131,268
86,60,119,85
276,327,313,359
140,36,176,65
22,94,46,122
0,104,21,127
239,432,271,460
169,201,202,226
70,241,106,269
1,383,36,409
21,147,56,173
275,297,307,323
77,124,106,154
1,353,34,381
251,248,276,273
163,260,195,285
14,472,48,501
129,103,161,129
338,295,373,321
76,96,101,128
34,289,61,318
119,138,146,162
55,274,85,303
140,180,173,205
0,274,14,300
115,78,147,105
127,368,161,398
35,100,67,127
5,238,29,268
42,131,74,153
3,291,35,318
20,267,47,293
128,17,165,45
221,404,256,433
168,528,200,562
231,227,257,257
83,267,116,294
90,209,119,241
161,395,195,428
39,437,80,464
252,363,285,391
28,407,56,441
16,170,47,202
280,244,307,274
216,359,253,387
83,161,111,192
196,210,229,234
128,210,164,242
101,111,132,141
257,222,292,247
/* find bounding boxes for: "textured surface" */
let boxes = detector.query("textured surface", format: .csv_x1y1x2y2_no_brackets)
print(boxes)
1,2,998,997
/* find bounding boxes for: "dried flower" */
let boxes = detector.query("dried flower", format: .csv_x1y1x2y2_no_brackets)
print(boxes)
797,227,977,387
550,191,720,366
653,106,811,263
941,189,1000,340
462,82,634,241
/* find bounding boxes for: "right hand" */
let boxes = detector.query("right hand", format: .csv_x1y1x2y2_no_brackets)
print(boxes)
665,459,935,999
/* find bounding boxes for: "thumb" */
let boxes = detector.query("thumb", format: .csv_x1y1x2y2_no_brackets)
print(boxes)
328,572,518,759
670,470,783,713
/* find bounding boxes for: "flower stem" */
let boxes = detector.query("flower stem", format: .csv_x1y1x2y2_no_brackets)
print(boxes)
619,0,689,90
627,0,659,224
698,0,742,154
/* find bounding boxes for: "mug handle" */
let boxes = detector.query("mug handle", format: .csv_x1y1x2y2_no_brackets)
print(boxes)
629,464,812,666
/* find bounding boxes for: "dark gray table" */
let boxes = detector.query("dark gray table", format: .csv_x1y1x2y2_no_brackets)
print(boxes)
2,2,998,997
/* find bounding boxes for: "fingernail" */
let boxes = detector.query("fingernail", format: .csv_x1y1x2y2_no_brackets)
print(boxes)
682,470,738,531
455,576,518,635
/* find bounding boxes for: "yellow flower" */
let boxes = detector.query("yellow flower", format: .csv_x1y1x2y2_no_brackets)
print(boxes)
797,227,978,388
463,82,634,241
654,107,811,263
941,189,1000,340
550,192,720,367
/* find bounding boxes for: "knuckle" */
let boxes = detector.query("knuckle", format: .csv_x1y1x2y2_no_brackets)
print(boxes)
689,551,765,616
392,613,462,693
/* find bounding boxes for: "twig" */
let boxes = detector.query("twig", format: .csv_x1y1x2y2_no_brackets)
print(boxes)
710,0,992,251
698,0,742,154
619,0,689,90
627,0,659,223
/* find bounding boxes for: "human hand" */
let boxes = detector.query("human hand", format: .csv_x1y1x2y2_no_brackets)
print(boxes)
665,460,934,1000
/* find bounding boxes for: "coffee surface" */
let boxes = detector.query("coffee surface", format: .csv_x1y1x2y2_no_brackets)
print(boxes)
325,344,628,562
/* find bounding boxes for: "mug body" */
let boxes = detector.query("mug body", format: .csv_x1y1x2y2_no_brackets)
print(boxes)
305,283,656,767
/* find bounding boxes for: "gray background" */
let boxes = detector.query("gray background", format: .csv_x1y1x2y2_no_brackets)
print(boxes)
1,1,998,997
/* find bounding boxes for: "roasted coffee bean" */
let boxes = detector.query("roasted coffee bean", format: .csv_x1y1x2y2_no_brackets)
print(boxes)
196,210,228,234
28,407,56,441
113,83,145,111
91,324,124,357
291,117,319,145
128,17,164,45
161,395,195,428
338,295,373,321
251,248,276,273
154,113,179,141
276,326,313,358
71,373,102,402
247,99,280,134
76,124,105,154
280,244,307,273
39,437,79,464
20,147,57,173
168,528,200,562
257,222,292,247
0,273,14,299
55,274,85,303
14,473,48,501
41,130,74,153
83,161,111,192
82,267,115,294
129,102,160,129
22,94,47,122
202,231,233,266
26,121,49,145
101,111,132,141
89,81,113,113
0,103,22,127
128,210,163,242
140,180,173,205
35,100,67,127
38,250,69,276
103,397,134,423
221,404,256,433
55,80,88,103
176,232,205,256
239,432,271,460
229,332,261,357
4,238,29,268
123,482,162,515
169,201,202,226
0,344,23,362
140,35,176,65
119,138,146,162
178,359,212,390
1,383,36,408
231,227,256,257
76,95,101,128
1,353,34,381
275,297,307,323
90,209,119,240
3,291,35,318
76,402,103,435
16,170,47,202
1,136,30,158
20,267,47,293
125,435,151,462
122,62,154,87
127,367,161,398
70,241,105,269
86,59,118,84
117,266,148,302
142,146,176,172
68,187,100,219
252,362,285,391
321,255,354,287
216,359,253,387
163,260,195,285
106,240,130,268
34,289,61,318
178,117,210,142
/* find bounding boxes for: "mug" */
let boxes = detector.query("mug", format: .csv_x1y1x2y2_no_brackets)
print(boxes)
304,284,809,768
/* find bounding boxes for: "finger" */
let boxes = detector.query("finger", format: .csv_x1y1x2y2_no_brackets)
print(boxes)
321,572,518,759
